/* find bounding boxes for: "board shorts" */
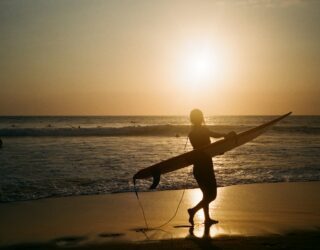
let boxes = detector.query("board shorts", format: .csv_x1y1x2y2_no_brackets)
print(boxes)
193,151,217,201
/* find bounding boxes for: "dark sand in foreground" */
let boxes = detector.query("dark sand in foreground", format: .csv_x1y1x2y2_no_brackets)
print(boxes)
1,182,320,249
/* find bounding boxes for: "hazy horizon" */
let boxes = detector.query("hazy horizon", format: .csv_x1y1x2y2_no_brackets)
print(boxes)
1,0,319,116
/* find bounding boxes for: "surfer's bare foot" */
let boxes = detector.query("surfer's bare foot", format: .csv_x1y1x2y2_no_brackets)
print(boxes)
188,209,195,225
204,218,218,225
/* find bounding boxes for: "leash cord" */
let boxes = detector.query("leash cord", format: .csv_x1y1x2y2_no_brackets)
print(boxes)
133,136,191,230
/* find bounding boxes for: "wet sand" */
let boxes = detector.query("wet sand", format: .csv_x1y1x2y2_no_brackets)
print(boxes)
0,182,320,249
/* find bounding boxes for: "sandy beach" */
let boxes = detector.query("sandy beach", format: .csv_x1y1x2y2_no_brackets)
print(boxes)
1,0,320,249
1,182,320,249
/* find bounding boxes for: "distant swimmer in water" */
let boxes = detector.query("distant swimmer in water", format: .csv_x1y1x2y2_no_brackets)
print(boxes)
187,109,234,225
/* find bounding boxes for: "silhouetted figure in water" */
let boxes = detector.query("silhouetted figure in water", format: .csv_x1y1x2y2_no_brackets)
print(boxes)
0,138,2,148
187,109,232,225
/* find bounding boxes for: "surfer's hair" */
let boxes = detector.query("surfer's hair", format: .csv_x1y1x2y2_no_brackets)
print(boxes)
190,109,204,125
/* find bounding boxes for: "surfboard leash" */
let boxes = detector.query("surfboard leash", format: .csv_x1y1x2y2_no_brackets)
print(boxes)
151,170,191,229
133,136,191,231
133,182,149,230
133,169,191,231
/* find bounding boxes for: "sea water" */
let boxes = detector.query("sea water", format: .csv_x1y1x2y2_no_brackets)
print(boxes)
0,116,319,202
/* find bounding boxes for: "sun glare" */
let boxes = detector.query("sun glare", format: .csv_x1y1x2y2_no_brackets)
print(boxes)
176,41,226,90
187,52,213,81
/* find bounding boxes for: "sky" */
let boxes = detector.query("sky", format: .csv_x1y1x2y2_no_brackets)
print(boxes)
0,0,319,115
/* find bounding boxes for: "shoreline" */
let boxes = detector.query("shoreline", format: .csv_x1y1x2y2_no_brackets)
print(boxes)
2,180,320,204
1,182,320,249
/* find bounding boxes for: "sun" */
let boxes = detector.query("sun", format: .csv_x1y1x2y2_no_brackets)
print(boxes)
176,42,225,89
186,51,216,82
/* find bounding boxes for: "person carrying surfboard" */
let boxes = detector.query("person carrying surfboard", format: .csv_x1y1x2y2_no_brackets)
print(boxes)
133,111,291,226
187,109,230,225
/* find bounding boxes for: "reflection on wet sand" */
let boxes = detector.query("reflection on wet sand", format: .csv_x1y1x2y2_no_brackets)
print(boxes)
0,182,319,247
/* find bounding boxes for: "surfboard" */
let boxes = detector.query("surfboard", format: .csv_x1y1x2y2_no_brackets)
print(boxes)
133,112,291,189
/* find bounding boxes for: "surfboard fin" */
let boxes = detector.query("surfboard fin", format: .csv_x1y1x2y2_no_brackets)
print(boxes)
149,168,161,189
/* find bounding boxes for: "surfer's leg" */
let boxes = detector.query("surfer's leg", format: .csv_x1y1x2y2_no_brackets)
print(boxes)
188,189,218,225
203,202,210,221
203,188,218,224
188,186,215,224
188,198,202,225
203,200,218,224
189,164,203,224
190,159,216,224
188,199,205,225
188,208,195,225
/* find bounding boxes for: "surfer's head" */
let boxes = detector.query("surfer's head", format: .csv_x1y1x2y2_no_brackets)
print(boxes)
190,109,204,126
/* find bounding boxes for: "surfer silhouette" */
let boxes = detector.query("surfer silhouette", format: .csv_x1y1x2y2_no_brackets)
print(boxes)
187,109,228,225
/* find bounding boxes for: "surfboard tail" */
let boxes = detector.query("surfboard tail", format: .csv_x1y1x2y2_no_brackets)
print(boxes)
149,168,161,189
133,168,161,189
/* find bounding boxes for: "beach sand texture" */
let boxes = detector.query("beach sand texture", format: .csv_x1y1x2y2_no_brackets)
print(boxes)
0,182,319,249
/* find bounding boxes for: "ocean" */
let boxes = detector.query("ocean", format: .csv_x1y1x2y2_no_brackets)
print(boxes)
0,115,319,202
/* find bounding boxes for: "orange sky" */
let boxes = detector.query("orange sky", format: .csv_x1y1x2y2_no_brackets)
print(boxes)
0,0,319,115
